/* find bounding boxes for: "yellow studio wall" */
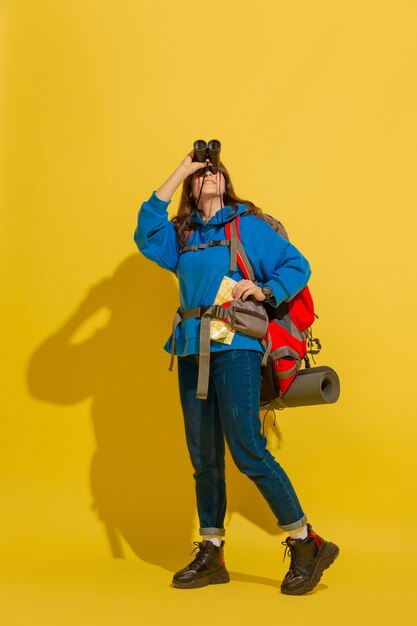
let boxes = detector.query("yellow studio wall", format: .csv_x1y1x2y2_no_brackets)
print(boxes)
1,0,417,624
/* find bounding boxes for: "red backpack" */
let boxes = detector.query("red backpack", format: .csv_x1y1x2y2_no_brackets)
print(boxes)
224,214,321,408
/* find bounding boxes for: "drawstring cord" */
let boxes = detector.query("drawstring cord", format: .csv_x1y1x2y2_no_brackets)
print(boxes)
262,408,277,436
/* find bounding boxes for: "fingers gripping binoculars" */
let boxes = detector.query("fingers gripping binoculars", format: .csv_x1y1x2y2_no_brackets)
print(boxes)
193,139,221,174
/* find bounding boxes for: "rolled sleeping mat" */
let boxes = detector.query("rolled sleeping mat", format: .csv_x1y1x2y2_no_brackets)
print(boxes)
268,365,341,409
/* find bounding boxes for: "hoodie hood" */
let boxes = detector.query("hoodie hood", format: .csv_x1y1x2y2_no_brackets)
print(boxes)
190,203,249,227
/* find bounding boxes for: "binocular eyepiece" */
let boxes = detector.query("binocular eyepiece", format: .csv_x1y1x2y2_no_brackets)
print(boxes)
193,139,221,174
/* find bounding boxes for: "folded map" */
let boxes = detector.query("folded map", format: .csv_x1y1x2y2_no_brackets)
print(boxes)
210,275,237,345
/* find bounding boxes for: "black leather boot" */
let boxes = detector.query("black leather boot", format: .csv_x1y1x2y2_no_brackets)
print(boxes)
280,523,339,595
172,540,230,589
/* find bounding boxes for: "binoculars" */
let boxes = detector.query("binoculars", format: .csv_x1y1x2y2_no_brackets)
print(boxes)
193,139,221,174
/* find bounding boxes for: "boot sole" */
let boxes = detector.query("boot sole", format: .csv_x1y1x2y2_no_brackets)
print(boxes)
172,568,231,589
281,542,340,596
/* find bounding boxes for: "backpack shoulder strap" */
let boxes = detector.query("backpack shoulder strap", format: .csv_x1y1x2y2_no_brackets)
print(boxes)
225,215,256,281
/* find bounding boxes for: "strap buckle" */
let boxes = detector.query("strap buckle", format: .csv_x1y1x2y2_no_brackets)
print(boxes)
210,304,228,319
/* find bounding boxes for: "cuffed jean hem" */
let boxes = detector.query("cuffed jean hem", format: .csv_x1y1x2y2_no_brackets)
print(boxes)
199,527,226,536
279,514,308,531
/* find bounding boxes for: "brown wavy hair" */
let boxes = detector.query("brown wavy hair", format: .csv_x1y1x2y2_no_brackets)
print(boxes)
171,161,265,246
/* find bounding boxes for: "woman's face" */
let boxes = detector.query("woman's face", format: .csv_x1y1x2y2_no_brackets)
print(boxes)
190,169,226,203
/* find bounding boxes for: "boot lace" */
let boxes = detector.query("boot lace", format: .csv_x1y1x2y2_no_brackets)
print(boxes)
281,539,299,572
188,541,205,566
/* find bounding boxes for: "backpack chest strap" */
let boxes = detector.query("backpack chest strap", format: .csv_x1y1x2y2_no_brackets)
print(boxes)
180,240,230,254
180,217,256,283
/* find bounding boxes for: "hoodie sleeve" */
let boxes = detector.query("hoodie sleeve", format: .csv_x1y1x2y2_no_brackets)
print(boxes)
133,191,180,273
259,238,311,307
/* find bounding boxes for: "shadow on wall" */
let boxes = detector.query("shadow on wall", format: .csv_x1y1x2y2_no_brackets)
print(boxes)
26,254,283,572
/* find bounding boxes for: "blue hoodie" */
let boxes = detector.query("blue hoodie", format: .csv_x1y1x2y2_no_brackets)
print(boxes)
134,191,311,357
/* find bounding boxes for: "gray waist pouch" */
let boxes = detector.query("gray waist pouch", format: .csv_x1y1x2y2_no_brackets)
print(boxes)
226,298,269,338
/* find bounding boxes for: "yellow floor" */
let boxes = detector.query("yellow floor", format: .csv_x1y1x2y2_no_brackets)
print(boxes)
1,513,413,626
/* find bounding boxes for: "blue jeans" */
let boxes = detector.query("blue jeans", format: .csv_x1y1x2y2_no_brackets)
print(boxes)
177,349,307,536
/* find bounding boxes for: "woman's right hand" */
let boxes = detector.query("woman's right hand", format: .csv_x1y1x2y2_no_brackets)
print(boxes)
178,150,212,179
154,149,212,202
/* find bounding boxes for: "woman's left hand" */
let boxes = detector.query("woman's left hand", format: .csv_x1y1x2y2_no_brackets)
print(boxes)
231,279,266,302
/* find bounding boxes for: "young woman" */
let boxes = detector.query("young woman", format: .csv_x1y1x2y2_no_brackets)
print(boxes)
134,148,339,595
